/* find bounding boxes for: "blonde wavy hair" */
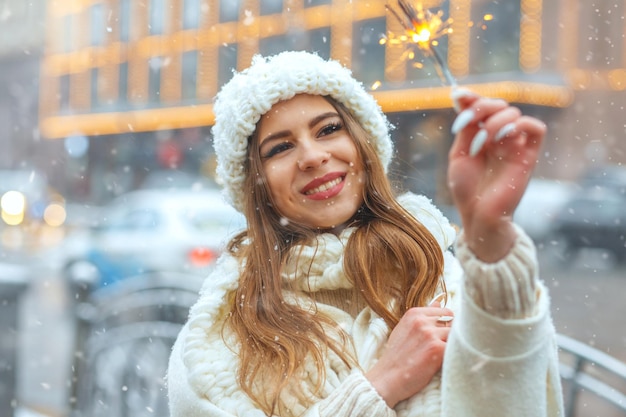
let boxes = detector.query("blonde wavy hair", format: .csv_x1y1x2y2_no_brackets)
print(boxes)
225,96,445,415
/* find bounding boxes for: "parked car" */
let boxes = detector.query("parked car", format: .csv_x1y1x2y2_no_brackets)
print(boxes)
61,189,246,288
513,178,577,242
138,169,219,191
578,164,626,196
551,188,626,263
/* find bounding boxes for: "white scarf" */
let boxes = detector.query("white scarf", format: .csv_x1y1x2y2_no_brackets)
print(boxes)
182,193,461,417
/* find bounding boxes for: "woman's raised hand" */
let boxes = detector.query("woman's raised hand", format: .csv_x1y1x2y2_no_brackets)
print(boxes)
365,304,454,408
447,88,546,262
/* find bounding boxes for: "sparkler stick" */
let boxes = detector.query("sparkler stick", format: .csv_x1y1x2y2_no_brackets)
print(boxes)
429,43,456,87
384,0,457,87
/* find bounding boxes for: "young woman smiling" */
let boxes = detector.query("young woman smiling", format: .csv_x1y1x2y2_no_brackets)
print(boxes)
167,51,564,417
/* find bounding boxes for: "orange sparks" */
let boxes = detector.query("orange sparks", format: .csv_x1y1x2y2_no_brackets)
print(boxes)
382,1,493,86
384,0,452,55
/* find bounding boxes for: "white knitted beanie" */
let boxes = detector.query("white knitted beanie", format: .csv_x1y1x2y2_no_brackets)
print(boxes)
212,50,394,212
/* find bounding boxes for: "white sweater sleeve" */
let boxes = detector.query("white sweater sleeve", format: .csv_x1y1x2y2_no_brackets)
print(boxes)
453,223,538,319
305,371,397,417
442,225,564,416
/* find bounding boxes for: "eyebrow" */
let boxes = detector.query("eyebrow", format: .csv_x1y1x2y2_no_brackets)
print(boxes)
259,111,340,145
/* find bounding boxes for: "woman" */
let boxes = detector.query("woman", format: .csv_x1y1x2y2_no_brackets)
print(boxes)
167,51,564,417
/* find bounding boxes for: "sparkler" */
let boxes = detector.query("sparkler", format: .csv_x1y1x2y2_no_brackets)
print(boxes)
382,0,456,87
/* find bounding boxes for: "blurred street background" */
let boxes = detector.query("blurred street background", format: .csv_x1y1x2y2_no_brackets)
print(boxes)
8,234,626,417
1,0,625,416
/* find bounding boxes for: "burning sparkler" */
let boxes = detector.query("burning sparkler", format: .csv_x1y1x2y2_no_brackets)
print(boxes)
382,0,456,87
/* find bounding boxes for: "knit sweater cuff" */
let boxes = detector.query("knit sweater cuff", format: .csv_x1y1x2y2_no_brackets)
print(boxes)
454,223,538,319
318,371,396,417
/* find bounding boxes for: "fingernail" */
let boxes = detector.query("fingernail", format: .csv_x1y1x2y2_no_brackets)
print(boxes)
495,122,516,142
451,109,475,134
429,292,447,306
450,87,474,113
469,129,488,157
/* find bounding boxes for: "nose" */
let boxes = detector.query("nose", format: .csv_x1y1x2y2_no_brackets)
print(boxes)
297,140,331,171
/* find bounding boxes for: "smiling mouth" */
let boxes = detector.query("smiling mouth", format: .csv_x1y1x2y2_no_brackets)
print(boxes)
303,176,344,195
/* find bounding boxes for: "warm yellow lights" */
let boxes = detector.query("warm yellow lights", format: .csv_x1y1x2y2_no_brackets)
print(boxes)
448,0,471,78
1,191,26,226
39,76,575,139
372,81,573,112
43,203,67,227
565,68,626,91
1,191,26,216
520,0,543,72
608,69,626,91
0,191,68,227
41,104,216,139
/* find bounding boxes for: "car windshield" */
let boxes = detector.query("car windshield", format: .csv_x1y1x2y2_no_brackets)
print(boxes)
180,207,245,233
565,196,624,220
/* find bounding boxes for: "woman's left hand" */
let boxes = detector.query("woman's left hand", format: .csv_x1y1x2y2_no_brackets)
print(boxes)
447,89,546,262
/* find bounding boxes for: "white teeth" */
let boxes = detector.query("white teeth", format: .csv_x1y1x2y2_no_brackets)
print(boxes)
305,177,342,195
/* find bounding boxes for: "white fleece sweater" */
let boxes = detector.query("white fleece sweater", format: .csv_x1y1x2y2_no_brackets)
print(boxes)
167,193,564,417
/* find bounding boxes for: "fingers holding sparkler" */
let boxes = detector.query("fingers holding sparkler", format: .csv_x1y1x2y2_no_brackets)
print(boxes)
449,95,541,159
450,96,509,153
449,88,545,159
447,97,547,262
450,87,477,113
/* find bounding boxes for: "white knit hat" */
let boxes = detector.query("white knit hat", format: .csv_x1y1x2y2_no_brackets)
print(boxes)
212,50,393,212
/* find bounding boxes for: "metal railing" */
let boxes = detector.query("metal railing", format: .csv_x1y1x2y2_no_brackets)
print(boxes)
558,333,626,417
67,273,626,417
0,264,29,417
68,272,204,417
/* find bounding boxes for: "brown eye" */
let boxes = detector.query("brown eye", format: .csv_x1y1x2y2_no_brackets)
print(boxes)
319,122,343,137
263,142,293,158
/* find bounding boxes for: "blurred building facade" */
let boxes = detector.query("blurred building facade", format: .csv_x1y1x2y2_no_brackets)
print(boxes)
0,0,46,171
33,0,626,204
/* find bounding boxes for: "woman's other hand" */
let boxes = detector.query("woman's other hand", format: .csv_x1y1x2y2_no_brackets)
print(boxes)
365,304,453,408
447,88,546,262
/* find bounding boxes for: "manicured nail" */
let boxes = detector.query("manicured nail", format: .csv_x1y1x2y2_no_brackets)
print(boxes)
469,129,488,157
495,122,516,142
429,292,447,307
450,87,474,113
451,109,475,134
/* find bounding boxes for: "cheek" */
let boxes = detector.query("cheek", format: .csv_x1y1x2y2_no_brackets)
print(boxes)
264,163,290,196
349,161,367,194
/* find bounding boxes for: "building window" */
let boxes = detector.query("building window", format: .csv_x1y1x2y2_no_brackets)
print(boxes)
150,0,165,35
149,57,163,103
218,44,238,87
259,28,330,59
119,62,129,104
182,51,198,100
578,1,624,69
309,27,331,60
120,0,131,41
219,0,239,23
183,0,200,29
62,14,73,52
259,34,289,57
60,74,71,112
260,0,282,16
91,67,99,109
352,18,385,85
304,0,331,7
91,4,105,46
470,1,520,74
